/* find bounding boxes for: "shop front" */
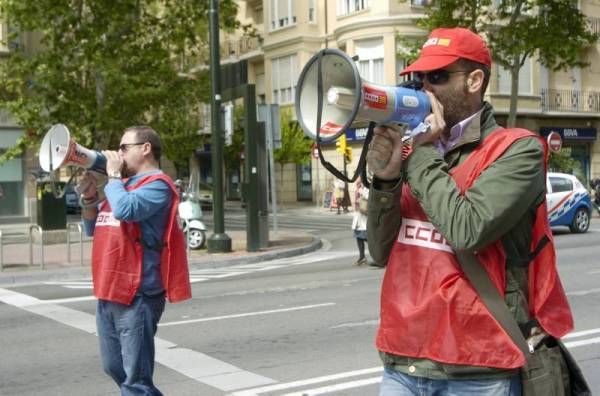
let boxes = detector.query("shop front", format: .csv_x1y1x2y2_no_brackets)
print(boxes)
0,129,25,219
540,126,597,184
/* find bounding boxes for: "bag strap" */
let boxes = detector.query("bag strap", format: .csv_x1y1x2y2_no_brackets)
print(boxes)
455,250,532,358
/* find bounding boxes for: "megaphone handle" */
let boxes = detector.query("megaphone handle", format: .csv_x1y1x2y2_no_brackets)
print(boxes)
315,121,375,187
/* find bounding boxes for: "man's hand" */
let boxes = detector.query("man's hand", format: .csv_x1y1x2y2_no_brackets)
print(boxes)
412,91,446,147
101,150,123,177
367,124,406,181
76,171,99,200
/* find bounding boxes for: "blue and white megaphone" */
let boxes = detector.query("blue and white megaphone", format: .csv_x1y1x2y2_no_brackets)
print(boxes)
295,48,430,143
39,124,107,174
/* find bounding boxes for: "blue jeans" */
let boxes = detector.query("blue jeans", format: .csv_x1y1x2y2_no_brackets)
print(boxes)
380,366,522,396
97,294,166,396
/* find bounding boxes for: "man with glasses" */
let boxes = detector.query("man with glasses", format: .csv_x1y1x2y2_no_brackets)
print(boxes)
367,27,573,395
78,126,191,395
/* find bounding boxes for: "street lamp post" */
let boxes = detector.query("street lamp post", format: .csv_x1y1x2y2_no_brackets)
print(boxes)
207,0,231,253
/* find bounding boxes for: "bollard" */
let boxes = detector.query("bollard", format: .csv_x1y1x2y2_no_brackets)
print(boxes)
28,225,44,269
67,222,83,266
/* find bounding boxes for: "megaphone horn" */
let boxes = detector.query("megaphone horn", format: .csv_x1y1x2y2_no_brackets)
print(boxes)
39,124,107,174
295,48,431,143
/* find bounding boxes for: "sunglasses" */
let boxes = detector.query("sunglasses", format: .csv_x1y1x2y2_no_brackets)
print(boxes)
414,69,470,85
118,142,146,152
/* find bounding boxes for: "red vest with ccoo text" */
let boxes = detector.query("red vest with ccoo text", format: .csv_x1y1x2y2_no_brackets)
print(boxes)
377,128,574,369
91,173,192,305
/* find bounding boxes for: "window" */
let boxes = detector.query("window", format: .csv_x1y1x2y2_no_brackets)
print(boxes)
271,54,297,104
270,0,296,30
550,177,573,193
355,38,384,84
396,57,408,85
0,22,7,52
338,0,369,16
497,57,532,94
411,0,434,6
309,0,316,23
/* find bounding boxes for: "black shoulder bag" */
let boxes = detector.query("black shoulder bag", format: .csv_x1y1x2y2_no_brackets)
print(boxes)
455,250,591,396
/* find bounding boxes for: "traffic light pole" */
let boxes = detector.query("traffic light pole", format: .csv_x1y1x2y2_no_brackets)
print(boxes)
207,0,231,253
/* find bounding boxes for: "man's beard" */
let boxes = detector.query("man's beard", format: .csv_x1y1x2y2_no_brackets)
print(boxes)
121,162,133,178
436,83,472,131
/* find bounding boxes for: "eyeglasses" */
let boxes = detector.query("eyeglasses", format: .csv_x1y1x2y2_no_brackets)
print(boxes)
118,142,146,152
413,69,470,85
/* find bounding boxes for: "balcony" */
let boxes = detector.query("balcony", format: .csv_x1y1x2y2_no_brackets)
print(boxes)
541,88,600,113
220,36,262,60
588,16,600,37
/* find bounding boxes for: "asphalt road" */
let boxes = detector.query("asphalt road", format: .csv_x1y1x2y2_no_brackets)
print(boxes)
0,214,599,395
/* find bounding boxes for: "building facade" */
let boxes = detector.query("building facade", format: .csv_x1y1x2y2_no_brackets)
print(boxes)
224,0,600,204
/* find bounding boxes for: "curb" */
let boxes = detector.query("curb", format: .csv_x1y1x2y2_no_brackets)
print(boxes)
187,236,323,270
0,237,323,287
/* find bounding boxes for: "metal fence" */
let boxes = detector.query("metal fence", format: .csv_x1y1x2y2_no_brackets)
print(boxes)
588,16,600,37
220,36,262,59
540,88,600,113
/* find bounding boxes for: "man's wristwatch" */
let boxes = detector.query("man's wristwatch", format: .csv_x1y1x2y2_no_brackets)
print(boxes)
107,170,121,179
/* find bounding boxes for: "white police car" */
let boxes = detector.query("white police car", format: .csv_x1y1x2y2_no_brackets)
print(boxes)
546,172,592,233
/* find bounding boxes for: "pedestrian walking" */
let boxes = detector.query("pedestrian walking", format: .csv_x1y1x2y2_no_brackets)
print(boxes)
78,125,191,395
352,177,369,266
367,27,574,395
333,179,344,214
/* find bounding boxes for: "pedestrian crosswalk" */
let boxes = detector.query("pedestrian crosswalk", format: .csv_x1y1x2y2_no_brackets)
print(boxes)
44,251,356,290
229,367,383,396
204,212,353,232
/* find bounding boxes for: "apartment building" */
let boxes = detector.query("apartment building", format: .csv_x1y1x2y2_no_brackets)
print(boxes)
0,18,27,220
224,0,600,204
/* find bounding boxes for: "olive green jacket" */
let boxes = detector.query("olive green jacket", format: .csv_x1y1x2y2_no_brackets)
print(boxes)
368,102,546,380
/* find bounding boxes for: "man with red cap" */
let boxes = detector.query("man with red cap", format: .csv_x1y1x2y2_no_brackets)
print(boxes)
367,27,573,395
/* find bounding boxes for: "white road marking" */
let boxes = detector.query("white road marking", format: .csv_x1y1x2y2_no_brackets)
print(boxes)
563,328,600,339
330,319,378,329
229,367,382,396
43,249,354,290
564,337,600,348
566,288,600,296
0,287,275,392
281,376,382,396
159,303,336,327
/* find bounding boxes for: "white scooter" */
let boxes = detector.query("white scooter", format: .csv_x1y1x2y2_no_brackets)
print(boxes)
176,180,207,250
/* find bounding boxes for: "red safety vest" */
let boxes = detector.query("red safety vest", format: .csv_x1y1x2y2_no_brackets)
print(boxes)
91,173,192,305
377,128,573,369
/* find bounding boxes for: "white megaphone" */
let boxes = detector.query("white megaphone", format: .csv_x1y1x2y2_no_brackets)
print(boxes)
295,48,430,142
39,124,107,174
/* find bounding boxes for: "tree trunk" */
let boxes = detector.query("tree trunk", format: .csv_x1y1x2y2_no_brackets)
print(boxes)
507,56,520,128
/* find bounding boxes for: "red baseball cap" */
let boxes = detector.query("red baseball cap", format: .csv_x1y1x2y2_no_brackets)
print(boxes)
400,27,491,75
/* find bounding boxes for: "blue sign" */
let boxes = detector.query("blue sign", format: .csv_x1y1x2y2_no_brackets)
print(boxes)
540,127,597,141
346,127,369,142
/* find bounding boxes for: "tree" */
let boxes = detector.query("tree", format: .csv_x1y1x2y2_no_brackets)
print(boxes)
0,0,243,167
548,150,576,174
400,0,598,127
273,108,312,192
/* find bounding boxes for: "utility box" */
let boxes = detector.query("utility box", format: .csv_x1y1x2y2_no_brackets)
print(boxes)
36,182,67,230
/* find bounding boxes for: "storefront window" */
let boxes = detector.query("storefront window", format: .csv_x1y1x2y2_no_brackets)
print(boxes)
0,130,25,217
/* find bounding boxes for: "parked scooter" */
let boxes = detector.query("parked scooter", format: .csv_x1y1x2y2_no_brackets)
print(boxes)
176,179,207,249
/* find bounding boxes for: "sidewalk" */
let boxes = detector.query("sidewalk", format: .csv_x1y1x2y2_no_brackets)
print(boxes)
0,226,322,287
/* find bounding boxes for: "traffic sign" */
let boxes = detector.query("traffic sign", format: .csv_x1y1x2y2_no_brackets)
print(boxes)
547,131,562,153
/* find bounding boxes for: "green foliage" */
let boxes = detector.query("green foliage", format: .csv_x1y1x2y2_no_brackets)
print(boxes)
398,0,598,126
548,150,576,174
273,108,312,166
0,0,242,167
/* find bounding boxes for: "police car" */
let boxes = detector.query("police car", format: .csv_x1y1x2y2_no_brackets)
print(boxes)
546,172,592,233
